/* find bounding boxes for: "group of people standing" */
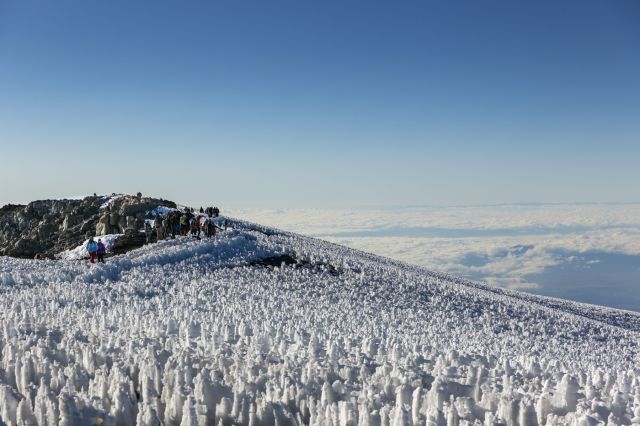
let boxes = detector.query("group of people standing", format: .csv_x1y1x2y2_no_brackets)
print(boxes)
88,205,224,263
86,238,106,263
145,206,224,244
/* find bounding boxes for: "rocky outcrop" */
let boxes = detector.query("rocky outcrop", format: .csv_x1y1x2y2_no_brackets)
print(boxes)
110,229,147,255
0,194,176,259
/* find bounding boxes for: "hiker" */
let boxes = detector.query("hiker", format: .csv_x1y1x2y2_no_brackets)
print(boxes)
156,221,165,241
189,216,199,238
166,213,173,236
96,239,106,263
204,217,212,237
145,221,153,244
199,206,204,213
173,214,180,237
197,216,204,236
155,216,165,241
86,237,98,263
205,217,223,238
166,213,175,238
213,207,220,217
180,214,189,236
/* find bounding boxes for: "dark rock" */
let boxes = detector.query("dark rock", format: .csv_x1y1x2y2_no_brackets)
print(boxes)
62,214,79,231
111,229,146,255
8,237,43,258
80,219,94,234
0,204,25,214
37,222,57,240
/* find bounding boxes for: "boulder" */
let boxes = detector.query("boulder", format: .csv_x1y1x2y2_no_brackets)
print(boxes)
80,219,94,233
98,214,110,225
111,229,146,255
96,223,110,236
37,223,57,240
62,214,78,231
8,237,44,258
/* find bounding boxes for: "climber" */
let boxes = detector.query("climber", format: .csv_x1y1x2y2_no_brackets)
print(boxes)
144,221,153,244
166,213,172,236
172,213,180,237
96,239,106,263
155,216,165,241
189,216,199,238
180,214,189,236
86,237,98,263
205,217,224,238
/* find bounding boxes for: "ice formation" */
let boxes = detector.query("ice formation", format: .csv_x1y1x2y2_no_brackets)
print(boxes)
0,218,639,425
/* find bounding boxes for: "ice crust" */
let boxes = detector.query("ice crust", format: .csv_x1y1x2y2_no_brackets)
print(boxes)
0,219,639,425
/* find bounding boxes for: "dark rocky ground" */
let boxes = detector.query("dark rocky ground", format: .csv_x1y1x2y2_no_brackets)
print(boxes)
0,194,176,259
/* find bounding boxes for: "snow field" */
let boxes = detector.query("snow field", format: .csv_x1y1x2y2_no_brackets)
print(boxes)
0,220,639,425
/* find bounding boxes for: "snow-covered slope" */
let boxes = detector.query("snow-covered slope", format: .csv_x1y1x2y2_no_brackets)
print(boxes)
0,219,638,425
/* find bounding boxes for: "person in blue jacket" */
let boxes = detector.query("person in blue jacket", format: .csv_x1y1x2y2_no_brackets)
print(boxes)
86,237,98,263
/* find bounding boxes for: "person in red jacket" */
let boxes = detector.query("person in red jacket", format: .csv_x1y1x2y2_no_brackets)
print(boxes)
96,239,106,263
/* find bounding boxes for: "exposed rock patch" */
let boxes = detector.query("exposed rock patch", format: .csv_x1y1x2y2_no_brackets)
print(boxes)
0,195,176,259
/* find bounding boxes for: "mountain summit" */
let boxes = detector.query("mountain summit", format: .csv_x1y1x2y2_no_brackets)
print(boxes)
0,194,175,259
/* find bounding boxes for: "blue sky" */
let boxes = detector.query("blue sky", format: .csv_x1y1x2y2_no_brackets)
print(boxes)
1,0,639,208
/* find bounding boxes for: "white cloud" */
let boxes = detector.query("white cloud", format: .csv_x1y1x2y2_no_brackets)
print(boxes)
228,204,640,290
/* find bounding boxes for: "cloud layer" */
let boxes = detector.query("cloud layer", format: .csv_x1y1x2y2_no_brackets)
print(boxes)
229,204,640,293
